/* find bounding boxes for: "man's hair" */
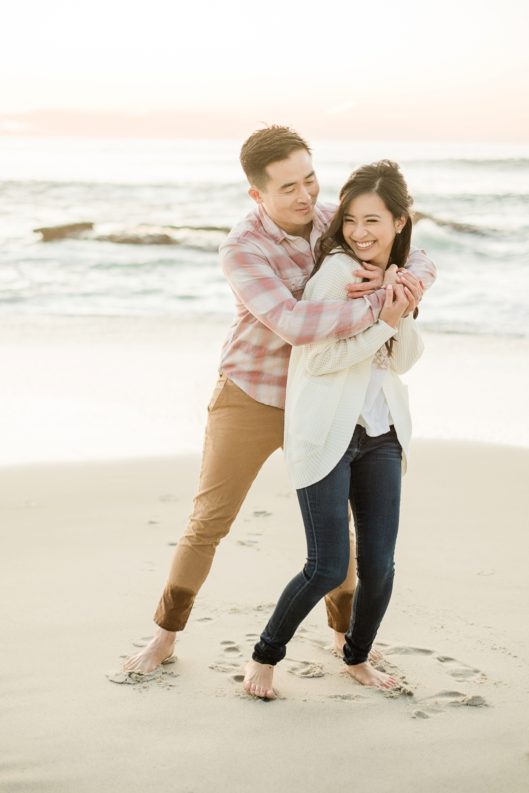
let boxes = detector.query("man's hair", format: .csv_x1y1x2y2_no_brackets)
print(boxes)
240,125,311,189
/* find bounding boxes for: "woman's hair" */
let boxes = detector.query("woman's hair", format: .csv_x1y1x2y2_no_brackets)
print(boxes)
313,160,414,355
314,159,413,274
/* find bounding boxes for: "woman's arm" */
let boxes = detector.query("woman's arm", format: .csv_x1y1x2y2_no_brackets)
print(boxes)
301,257,397,376
389,315,424,374
305,321,396,376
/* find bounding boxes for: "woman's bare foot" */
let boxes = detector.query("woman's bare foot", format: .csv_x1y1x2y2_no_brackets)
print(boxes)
243,660,277,700
344,660,397,689
122,627,176,674
333,632,382,664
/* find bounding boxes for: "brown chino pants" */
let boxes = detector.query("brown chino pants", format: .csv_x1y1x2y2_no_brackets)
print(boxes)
153,375,356,632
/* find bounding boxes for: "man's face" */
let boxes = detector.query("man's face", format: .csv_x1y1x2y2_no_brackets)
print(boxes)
249,149,320,235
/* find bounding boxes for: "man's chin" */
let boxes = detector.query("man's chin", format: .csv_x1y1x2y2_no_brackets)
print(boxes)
293,209,314,223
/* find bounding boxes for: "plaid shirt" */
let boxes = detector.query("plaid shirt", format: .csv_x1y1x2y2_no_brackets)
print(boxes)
219,203,436,409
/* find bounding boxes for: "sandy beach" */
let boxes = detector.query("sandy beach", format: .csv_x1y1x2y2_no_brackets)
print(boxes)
1,318,529,792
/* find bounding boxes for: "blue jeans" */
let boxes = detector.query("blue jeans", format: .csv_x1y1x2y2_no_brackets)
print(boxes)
253,425,402,666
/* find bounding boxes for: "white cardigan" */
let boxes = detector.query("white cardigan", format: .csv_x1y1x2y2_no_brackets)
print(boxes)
284,252,424,489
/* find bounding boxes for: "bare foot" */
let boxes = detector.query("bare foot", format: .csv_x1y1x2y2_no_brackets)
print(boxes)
344,660,398,689
243,660,277,700
333,632,382,664
122,627,176,674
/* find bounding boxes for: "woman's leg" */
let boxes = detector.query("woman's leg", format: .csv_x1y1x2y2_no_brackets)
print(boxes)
344,428,402,680
250,442,355,675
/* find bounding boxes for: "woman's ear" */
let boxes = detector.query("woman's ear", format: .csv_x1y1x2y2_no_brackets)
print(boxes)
395,215,407,234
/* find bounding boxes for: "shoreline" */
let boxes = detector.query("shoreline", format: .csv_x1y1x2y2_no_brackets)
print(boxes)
1,315,528,467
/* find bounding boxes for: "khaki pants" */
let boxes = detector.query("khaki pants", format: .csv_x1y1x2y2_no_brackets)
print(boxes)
154,375,356,632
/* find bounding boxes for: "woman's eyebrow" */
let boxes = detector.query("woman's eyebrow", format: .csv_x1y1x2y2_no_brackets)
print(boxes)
344,213,381,219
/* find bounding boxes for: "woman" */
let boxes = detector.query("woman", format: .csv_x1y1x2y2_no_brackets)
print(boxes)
243,160,426,699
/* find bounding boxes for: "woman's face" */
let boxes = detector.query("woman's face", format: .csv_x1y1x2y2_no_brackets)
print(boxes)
342,192,405,268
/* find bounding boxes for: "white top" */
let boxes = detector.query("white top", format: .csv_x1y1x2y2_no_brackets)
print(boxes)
358,364,392,437
284,252,424,489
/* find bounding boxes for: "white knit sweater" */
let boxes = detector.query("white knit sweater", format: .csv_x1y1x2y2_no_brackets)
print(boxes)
284,252,424,488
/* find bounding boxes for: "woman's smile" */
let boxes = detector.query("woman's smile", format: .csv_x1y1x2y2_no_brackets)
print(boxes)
342,192,404,267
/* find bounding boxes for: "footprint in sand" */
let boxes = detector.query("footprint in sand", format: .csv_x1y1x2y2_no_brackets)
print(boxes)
159,493,179,503
416,690,488,716
385,645,435,656
436,655,486,683
253,602,276,613
220,640,242,656
327,693,361,702
287,660,325,678
236,539,260,549
131,635,156,648
209,661,245,682
107,656,178,687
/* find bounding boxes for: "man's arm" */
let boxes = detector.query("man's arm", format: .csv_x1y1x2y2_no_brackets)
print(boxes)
346,247,437,297
405,247,437,289
221,243,386,346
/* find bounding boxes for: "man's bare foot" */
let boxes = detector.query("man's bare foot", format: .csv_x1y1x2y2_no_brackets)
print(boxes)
122,627,176,674
243,660,277,700
344,660,398,689
332,632,382,664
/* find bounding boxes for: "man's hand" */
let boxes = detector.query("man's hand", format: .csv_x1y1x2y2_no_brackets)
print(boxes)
383,264,399,285
346,262,384,298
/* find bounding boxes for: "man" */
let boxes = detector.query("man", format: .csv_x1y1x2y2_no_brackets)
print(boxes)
124,126,435,674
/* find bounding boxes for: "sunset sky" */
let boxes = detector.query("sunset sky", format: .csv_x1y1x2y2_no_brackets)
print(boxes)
2,0,529,140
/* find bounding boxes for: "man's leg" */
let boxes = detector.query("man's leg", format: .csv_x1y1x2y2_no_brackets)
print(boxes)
123,376,284,672
324,508,357,652
154,376,284,630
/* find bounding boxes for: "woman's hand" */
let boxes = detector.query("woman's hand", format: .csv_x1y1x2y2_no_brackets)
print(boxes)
346,262,384,297
396,270,423,316
379,284,410,329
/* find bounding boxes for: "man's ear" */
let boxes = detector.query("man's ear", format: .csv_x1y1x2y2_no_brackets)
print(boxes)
248,186,263,205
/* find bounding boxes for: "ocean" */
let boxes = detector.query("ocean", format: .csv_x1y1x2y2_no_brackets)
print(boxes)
1,137,528,338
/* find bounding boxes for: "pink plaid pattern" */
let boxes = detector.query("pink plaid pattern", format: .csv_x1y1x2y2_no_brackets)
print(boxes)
219,203,436,408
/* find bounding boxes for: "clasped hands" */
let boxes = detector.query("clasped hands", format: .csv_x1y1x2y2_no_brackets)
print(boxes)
346,262,423,318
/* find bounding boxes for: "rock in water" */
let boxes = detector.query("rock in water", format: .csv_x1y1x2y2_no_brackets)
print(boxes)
34,222,94,241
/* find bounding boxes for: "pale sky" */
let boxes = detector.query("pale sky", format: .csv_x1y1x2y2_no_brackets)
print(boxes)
2,0,529,139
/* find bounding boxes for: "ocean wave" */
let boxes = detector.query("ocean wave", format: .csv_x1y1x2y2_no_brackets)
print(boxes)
32,213,512,251
400,158,529,168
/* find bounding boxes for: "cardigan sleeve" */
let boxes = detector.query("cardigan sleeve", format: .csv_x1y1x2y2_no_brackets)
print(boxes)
299,255,396,376
305,321,396,376
389,315,424,374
